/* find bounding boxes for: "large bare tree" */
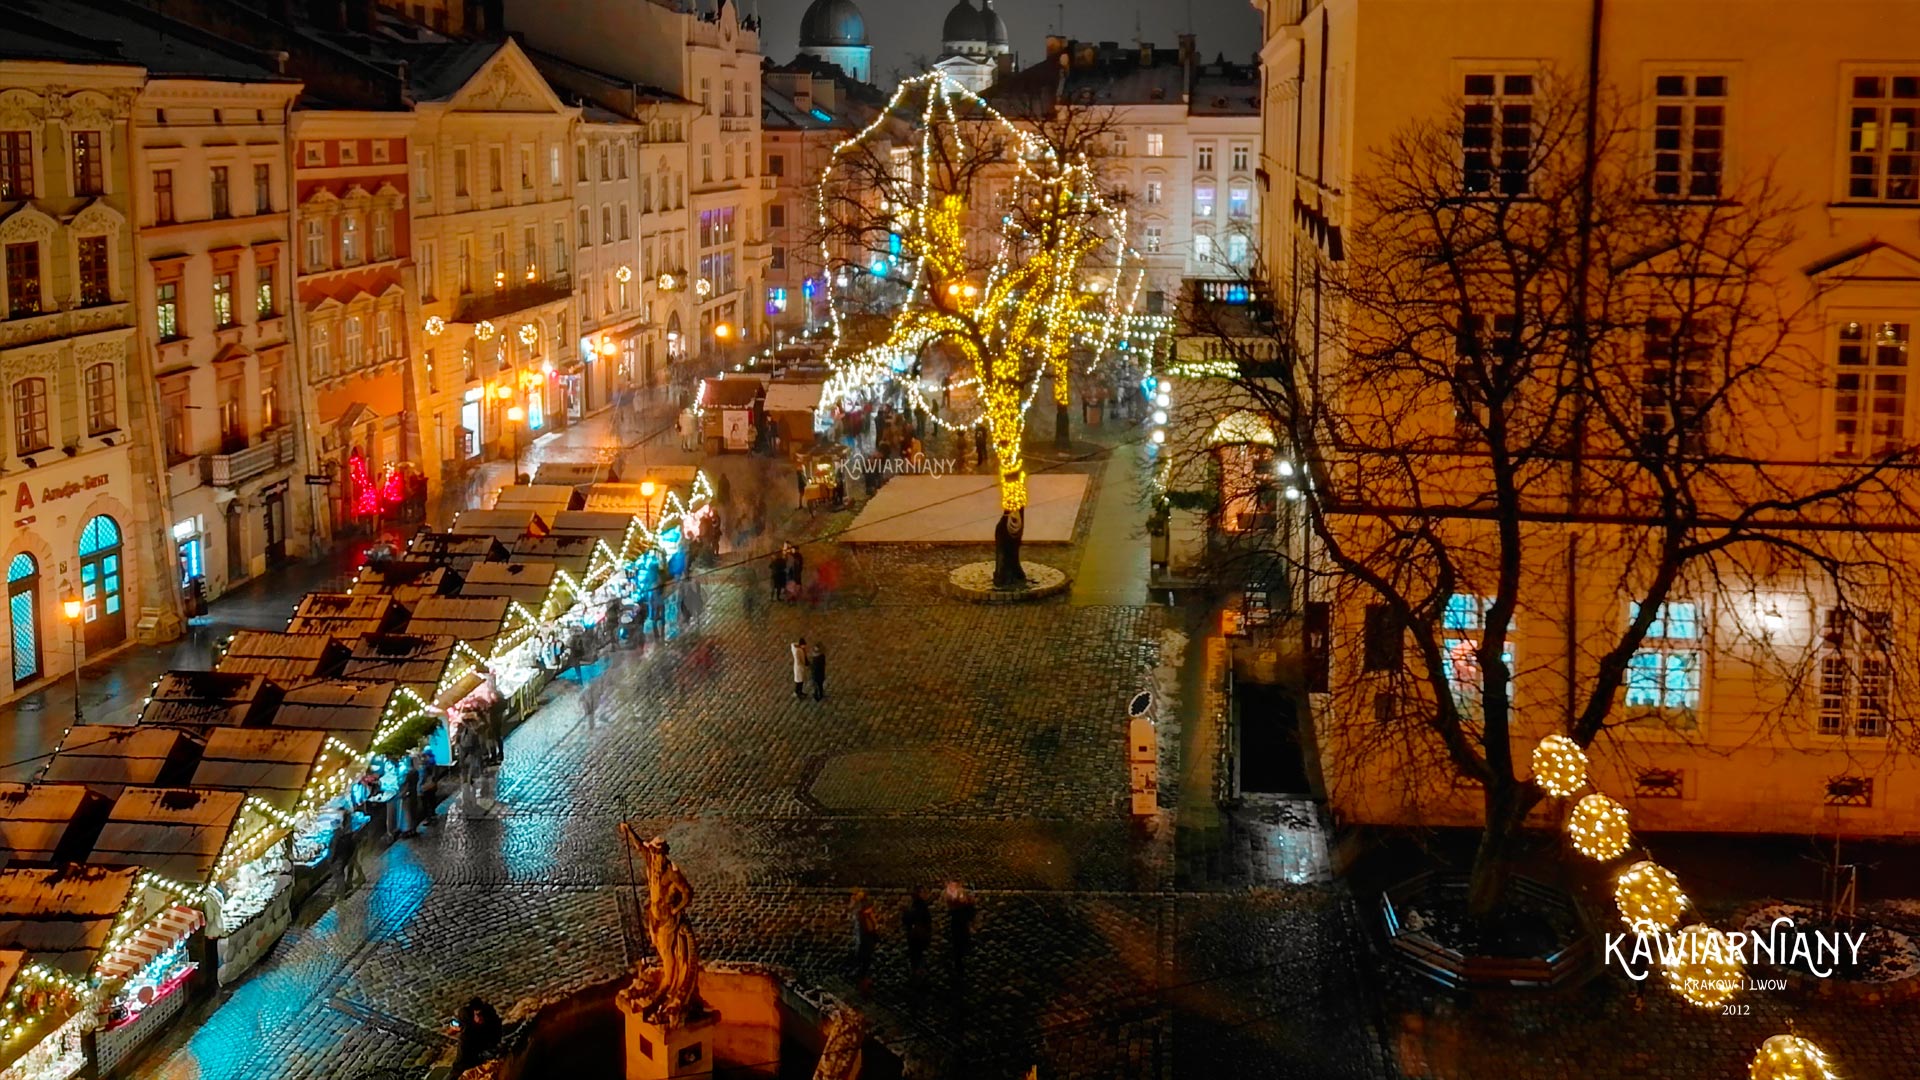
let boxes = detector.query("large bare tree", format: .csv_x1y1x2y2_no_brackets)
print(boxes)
1170,73,1920,917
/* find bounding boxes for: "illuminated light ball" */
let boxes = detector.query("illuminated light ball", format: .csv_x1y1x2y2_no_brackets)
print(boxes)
1749,1035,1839,1080
424,315,446,336
696,278,713,296
474,320,496,341
1529,734,1589,797
518,323,538,346
1613,860,1689,934
1156,392,1170,408
1152,409,1168,425
1662,924,1744,1008
1567,793,1632,861
616,265,633,283
1150,429,1166,444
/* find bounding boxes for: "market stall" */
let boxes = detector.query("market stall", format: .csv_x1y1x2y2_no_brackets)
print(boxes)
531,461,617,489
348,561,463,608
213,630,347,684
41,726,202,795
137,671,284,729
508,534,611,589
402,595,520,658
340,634,463,703
695,376,765,453
0,782,111,865
489,484,579,518
404,531,510,573
764,379,830,449
86,787,287,995
285,593,404,642
549,510,647,565
796,446,850,511
0,865,143,1080
185,729,352,984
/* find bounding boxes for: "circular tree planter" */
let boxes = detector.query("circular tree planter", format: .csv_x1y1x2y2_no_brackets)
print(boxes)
945,560,1069,603
1381,872,1593,990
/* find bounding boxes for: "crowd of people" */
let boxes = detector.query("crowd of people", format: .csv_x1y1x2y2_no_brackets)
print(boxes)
847,882,979,994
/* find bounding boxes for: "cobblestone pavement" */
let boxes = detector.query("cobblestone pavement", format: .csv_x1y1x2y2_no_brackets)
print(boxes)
137,553,1393,1080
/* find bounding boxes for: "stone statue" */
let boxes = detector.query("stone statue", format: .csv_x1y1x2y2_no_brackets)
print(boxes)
618,824,703,1027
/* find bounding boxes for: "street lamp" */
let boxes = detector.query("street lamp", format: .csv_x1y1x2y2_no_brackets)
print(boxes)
61,598,82,730
506,405,525,482
639,479,657,529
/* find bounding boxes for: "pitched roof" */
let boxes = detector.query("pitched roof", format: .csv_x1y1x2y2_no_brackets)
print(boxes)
0,865,139,978
42,725,203,793
89,787,247,887
8,0,292,82
138,671,283,728
215,630,347,683
404,595,512,646
189,728,331,812
0,783,110,864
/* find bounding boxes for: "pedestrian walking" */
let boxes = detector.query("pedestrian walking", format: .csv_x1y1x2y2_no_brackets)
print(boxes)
454,996,503,1071
849,889,880,989
788,546,805,594
333,808,363,893
771,553,787,602
791,637,809,699
974,427,988,470
945,881,977,974
796,463,808,508
902,885,933,982
809,642,827,701
397,753,423,837
457,720,484,814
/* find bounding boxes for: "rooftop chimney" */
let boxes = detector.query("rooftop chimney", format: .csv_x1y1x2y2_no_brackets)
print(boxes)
1045,34,1068,62
1177,33,1196,66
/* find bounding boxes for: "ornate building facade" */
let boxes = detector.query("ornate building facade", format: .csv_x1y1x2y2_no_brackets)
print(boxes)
796,0,873,85
933,0,1014,93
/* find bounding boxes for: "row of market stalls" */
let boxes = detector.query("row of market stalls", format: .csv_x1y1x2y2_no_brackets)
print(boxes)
0,469,715,1080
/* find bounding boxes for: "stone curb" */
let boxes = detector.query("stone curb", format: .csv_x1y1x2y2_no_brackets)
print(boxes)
944,560,1071,603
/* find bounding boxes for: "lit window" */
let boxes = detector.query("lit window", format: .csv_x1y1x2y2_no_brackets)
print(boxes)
1846,74,1920,202
1145,132,1164,156
1144,180,1162,205
1143,225,1161,253
1226,233,1248,265
3,242,39,318
211,272,233,328
11,377,48,454
1440,594,1514,720
1228,184,1251,220
156,281,178,339
1834,320,1909,458
1626,601,1702,714
766,286,787,315
1819,609,1890,737
84,363,117,435
1193,185,1214,218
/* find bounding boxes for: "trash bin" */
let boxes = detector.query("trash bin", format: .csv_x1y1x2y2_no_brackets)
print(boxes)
1083,400,1103,428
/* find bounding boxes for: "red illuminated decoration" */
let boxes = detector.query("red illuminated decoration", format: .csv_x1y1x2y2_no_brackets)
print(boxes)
378,463,404,508
348,449,377,517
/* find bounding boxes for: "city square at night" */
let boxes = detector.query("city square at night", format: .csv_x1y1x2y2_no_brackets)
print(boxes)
0,0,1919,1077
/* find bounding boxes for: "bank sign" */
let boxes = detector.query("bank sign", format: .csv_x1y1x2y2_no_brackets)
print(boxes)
13,473,110,528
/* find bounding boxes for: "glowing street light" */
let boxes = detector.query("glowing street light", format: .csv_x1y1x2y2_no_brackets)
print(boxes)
62,598,82,730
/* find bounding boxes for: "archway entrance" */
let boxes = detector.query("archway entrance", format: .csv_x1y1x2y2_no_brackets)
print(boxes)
78,515,125,652
8,553,42,686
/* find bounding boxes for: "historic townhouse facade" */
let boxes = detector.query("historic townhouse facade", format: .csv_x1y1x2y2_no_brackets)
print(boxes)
994,37,1261,314
1254,0,1920,835
505,0,769,379
291,107,419,543
132,73,303,604
407,39,579,488
0,55,180,699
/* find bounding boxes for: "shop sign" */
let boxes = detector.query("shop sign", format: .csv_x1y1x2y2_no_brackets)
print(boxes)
12,472,110,527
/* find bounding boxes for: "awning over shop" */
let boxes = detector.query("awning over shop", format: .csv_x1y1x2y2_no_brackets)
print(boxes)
215,631,347,683
43,726,203,794
138,671,283,729
95,903,204,981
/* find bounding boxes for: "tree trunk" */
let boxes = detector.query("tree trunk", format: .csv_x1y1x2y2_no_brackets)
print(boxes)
993,511,1027,588
1054,401,1070,450
1465,782,1529,920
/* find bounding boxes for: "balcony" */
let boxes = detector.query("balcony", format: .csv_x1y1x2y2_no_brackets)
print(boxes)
720,117,752,133
760,177,775,190
205,429,295,488
453,273,573,325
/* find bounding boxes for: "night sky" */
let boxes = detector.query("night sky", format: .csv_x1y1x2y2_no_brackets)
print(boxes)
754,0,1264,85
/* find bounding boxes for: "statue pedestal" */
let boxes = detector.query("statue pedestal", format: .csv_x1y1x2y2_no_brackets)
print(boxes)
619,989,720,1079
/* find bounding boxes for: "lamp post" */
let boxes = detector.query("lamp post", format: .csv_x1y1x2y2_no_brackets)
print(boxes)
639,479,657,530
62,598,82,730
506,405,526,482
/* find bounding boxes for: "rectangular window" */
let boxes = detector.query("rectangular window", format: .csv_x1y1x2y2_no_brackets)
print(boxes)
552,222,567,276
768,153,785,177
489,147,504,193
72,131,103,196
212,271,234,328
1145,132,1164,156
343,315,364,367
84,363,117,435
373,210,391,260
1462,73,1534,195
1626,601,1703,714
459,237,473,293
1195,143,1213,172
340,214,361,263
1143,225,1161,253
770,246,786,270
550,145,562,186
599,143,611,181
1834,319,1909,458
1144,180,1162,205
255,261,276,318
1440,594,1514,719
701,143,712,183
766,286,787,315
523,224,538,280
419,241,436,301
1228,184,1251,220
1112,131,1128,157
1193,185,1215,218
1651,74,1727,198
1641,317,1709,454
492,232,507,288
454,148,469,197
602,206,613,245
253,163,271,213
310,323,330,376
1362,604,1404,672
378,309,396,360
78,236,109,306
211,166,231,218
0,131,32,199
4,243,39,318
154,169,174,224
579,208,591,246
620,202,630,240
700,77,711,113
1227,233,1249,265
156,281,178,339
304,217,326,271
1231,143,1250,172
1819,609,1891,737
576,143,588,183
12,377,48,455
416,149,434,201
1846,74,1920,202
520,147,534,189
1193,232,1213,263
260,367,280,429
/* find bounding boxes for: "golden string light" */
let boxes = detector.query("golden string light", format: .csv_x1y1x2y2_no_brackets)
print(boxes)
1749,1035,1839,1080
1614,860,1689,934
1567,793,1632,861
1529,734,1588,797
1663,924,1744,1008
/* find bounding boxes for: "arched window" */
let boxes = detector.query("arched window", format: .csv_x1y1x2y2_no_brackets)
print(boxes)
77,514,124,649
8,552,41,686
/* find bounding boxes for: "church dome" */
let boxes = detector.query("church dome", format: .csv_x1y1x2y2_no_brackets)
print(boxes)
800,0,869,47
976,0,1009,45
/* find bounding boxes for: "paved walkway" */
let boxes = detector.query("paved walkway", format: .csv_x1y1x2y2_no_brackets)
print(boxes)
1071,445,1149,606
